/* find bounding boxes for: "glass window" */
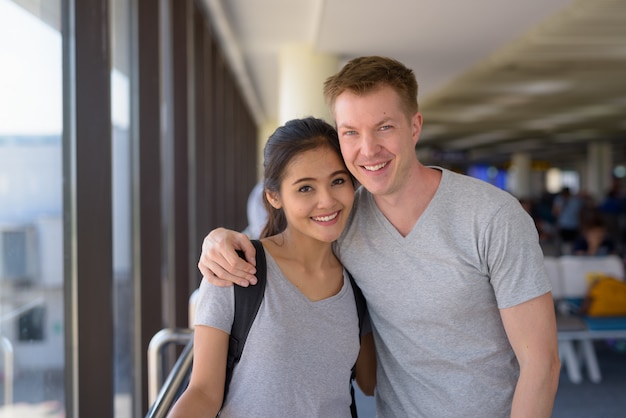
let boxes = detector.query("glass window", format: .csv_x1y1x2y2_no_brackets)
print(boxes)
111,0,134,416
0,0,65,415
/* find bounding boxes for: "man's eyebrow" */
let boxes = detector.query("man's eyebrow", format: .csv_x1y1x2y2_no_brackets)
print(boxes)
337,117,394,130
336,122,354,130
376,116,394,125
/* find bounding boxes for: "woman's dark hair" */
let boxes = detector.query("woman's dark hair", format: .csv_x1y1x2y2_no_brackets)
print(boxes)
260,116,351,238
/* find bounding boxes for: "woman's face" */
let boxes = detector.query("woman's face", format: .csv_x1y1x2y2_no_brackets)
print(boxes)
268,145,354,243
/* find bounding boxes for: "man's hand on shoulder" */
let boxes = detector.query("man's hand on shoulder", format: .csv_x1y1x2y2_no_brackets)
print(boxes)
198,228,258,287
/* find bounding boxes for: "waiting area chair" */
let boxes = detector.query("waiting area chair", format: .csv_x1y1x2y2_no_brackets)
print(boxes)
545,255,626,383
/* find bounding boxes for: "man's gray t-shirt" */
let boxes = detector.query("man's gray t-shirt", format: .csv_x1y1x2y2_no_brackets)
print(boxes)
194,248,360,417
335,167,551,418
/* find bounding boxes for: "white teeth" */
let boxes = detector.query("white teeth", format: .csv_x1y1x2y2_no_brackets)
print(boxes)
364,162,387,171
312,212,338,222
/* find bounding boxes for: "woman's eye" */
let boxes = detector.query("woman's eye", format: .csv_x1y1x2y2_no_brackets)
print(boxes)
332,178,346,186
298,185,312,193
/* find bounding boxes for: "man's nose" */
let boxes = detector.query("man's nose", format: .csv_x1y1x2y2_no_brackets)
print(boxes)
360,132,380,157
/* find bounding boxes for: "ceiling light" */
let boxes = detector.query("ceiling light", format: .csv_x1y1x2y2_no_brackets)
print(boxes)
500,80,571,96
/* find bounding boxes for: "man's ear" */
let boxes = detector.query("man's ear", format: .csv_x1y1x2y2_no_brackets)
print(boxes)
411,111,423,147
265,190,282,209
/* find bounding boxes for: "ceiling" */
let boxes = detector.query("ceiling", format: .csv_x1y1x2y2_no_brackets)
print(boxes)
203,0,626,168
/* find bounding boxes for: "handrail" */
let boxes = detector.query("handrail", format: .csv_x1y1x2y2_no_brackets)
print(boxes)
0,335,13,406
145,337,194,418
145,291,199,417
147,328,193,407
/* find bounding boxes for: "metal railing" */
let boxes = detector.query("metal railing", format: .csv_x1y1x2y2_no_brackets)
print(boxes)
0,299,40,407
147,328,194,406
0,335,13,406
145,333,194,418
145,289,199,417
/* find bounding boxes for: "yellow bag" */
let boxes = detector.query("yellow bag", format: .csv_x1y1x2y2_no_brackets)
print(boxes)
583,275,626,317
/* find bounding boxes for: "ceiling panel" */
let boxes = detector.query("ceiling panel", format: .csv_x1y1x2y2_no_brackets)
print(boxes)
205,0,626,169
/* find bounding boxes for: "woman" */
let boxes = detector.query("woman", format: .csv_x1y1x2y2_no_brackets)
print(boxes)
168,117,375,417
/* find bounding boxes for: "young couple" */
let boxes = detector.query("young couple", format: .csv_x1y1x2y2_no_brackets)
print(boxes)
173,56,560,417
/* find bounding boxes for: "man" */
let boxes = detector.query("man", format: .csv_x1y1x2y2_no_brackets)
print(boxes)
198,56,560,417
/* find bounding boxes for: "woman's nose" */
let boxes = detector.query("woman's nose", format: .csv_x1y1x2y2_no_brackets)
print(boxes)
317,186,337,208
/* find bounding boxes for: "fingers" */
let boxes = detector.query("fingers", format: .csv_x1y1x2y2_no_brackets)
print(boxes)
197,256,233,287
201,256,256,287
221,233,257,268
198,228,258,287
201,269,235,288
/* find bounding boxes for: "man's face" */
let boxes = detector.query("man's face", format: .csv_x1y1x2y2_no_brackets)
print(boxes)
333,85,422,197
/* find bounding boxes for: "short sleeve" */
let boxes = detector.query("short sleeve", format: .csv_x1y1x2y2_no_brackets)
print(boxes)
485,199,552,308
193,279,235,334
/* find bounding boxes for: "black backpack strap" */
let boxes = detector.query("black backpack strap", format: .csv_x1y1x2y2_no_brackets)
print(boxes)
347,270,367,418
222,239,267,406
348,271,366,334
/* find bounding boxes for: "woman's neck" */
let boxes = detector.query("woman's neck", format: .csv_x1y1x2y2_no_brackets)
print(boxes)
262,231,344,301
264,231,338,271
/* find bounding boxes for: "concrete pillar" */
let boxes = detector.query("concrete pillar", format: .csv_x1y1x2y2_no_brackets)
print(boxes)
586,142,612,202
508,152,532,199
251,46,341,234
254,45,339,176
278,43,339,125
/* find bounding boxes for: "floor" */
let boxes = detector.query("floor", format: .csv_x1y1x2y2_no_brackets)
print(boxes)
553,341,626,418
354,340,626,418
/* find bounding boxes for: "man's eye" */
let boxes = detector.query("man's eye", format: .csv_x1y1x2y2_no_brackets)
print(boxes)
380,125,392,131
343,130,357,136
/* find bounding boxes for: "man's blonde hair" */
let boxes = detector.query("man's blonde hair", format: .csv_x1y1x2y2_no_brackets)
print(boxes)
323,56,419,118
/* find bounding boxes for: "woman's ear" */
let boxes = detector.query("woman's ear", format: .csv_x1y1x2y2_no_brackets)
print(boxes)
265,190,282,209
